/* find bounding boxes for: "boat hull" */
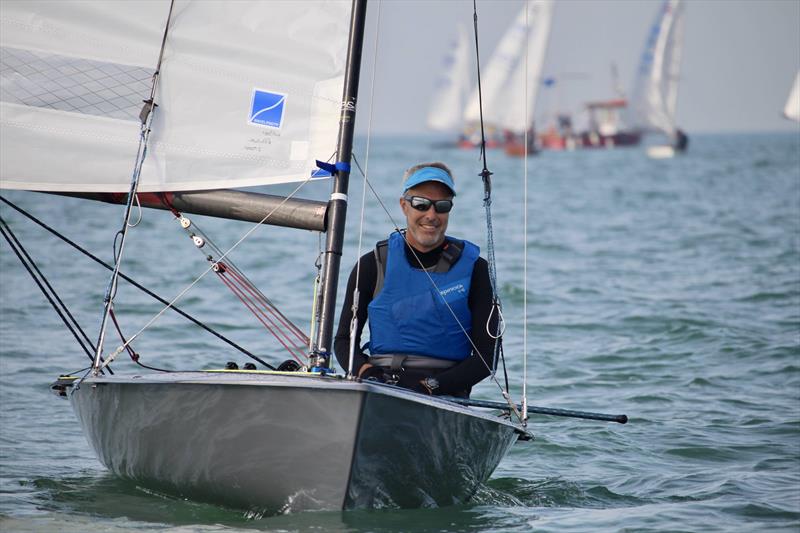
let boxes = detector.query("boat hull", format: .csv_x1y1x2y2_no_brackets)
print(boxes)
68,371,521,512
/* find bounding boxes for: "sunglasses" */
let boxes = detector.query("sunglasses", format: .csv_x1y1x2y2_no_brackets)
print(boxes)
403,195,453,214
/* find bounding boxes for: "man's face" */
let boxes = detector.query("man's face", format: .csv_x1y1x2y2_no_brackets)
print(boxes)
400,181,452,253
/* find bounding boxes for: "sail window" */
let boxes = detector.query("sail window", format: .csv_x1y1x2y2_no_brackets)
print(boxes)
0,46,153,122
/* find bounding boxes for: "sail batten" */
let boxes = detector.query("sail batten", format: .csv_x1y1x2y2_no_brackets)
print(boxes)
0,0,351,193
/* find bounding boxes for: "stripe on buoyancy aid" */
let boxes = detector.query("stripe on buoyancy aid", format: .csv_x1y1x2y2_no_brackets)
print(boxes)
368,231,479,361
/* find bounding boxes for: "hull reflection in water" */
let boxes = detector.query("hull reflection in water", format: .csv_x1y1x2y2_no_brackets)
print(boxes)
67,372,523,512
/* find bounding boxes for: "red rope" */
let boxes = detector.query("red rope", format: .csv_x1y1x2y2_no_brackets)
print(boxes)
216,270,305,362
109,308,139,362
223,263,309,345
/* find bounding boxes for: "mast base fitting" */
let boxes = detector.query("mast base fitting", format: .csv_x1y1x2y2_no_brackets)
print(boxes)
308,351,329,368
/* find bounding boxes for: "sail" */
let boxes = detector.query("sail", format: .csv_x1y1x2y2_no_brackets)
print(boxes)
463,2,532,126
495,0,553,134
426,24,471,132
627,0,684,139
784,71,800,122
0,0,351,193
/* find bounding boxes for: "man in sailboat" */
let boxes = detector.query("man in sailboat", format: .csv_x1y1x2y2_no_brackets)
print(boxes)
334,163,497,397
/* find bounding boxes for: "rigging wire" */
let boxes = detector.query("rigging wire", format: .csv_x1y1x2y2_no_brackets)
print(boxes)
471,0,510,392
0,196,272,369
92,0,176,372
522,0,531,421
347,0,383,378
0,215,111,372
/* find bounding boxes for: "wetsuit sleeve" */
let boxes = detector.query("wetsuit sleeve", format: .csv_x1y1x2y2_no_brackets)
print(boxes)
435,257,496,395
333,251,377,374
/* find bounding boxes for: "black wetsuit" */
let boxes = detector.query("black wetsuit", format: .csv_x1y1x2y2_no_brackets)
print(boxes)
334,238,497,396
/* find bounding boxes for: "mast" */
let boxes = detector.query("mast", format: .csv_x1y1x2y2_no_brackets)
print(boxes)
313,0,367,361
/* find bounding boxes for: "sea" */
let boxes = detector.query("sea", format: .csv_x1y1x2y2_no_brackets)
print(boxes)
1,132,798,532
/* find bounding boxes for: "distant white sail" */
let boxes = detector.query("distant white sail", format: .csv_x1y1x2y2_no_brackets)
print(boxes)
427,24,471,132
628,0,684,140
496,0,553,134
0,0,350,193
784,71,800,122
463,2,531,126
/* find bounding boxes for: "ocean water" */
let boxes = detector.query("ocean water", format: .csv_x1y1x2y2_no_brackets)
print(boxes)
1,132,798,532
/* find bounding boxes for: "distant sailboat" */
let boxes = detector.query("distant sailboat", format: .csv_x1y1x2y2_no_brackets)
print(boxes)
501,0,554,157
426,23,472,139
461,0,553,151
628,0,688,159
783,71,800,122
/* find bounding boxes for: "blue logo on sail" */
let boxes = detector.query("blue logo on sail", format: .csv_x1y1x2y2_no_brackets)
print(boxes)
249,89,286,128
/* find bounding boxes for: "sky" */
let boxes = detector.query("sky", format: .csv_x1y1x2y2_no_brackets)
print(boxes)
355,0,800,135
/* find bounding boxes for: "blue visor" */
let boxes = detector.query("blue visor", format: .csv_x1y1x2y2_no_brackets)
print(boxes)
403,167,456,196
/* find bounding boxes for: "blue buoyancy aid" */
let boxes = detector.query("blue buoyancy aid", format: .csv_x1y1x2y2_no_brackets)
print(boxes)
368,231,480,361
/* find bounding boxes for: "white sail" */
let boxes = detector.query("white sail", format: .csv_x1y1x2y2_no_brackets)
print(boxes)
463,2,532,125
426,24,471,132
783,71,800,122
0,0,351,193
628,0,684,140
496,0,553,134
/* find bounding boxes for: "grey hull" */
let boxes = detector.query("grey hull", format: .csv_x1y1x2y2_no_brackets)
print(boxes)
69,371,522,512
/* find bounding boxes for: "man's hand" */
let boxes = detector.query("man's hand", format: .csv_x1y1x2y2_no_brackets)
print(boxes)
357,363,386,383
357,363,374,378
418,377,440,395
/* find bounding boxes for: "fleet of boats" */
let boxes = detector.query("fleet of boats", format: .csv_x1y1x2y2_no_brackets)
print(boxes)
427,0,689,157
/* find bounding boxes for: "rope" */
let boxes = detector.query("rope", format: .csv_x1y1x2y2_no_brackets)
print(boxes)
0,196,272,369
216,263,307,363
108,309,173,373
0,215,113,373
347,0,383,378
170,211,309,363
97,178,314,372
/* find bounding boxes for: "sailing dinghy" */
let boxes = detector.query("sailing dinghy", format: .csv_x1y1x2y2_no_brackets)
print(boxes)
460,0,553,153
627,0,688,159
783,71,800,122
1,0,626,513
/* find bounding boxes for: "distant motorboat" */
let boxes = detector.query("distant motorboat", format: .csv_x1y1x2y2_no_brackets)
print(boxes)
579,98,642,149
